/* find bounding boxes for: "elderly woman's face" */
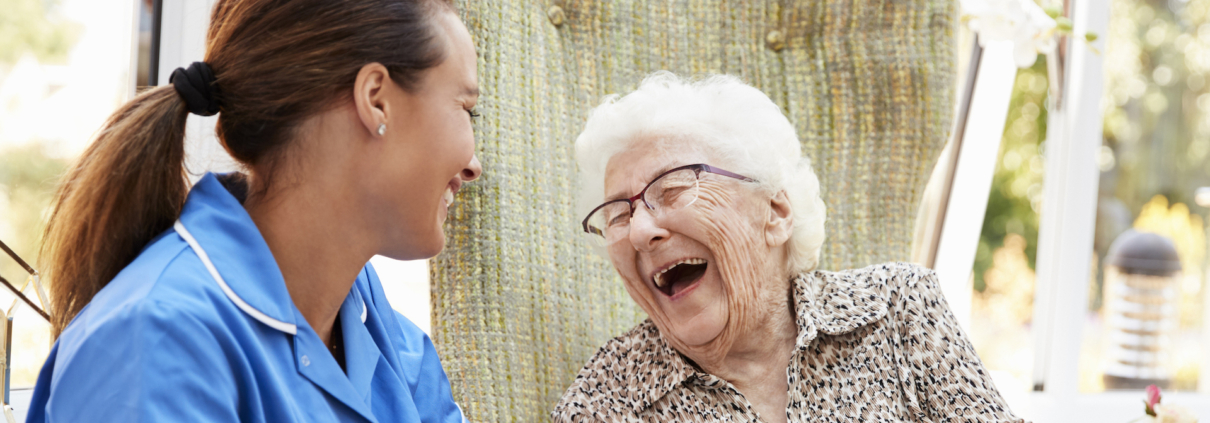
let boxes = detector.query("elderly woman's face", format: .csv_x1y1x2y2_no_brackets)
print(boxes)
603,136,781,350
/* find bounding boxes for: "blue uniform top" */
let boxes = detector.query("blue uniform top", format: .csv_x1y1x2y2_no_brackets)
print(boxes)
26,173,465,423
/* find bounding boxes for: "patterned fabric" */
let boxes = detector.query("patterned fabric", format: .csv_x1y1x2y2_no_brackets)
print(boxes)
552,263,1022,422
433,1,958,420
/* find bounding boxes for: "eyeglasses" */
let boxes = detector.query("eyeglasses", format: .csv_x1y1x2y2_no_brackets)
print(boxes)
582,163,756,245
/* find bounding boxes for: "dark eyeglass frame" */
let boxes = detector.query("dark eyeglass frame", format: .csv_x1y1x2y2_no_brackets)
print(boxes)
581,163,757,237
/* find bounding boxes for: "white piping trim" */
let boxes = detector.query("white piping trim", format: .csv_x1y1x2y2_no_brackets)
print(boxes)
174,221,298,335
360,299,367,323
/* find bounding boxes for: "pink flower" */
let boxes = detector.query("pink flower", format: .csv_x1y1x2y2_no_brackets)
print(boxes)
1146,384,1162,417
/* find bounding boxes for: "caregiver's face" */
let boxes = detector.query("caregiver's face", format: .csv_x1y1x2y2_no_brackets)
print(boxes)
603,136,765,348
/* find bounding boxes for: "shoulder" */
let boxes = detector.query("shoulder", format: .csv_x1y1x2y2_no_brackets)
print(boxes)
60,230,240,358
814,261,939,303
552,320,665,422
42,256,244,422
819,262,965,345
49,292,240,414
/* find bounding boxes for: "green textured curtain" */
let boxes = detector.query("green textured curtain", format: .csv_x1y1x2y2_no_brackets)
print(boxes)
431,1,957,420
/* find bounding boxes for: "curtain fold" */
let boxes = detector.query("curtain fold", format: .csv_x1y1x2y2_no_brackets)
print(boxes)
432,1,957,420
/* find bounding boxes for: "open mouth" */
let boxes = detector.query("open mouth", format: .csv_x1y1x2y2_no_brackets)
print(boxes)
652,258,708,297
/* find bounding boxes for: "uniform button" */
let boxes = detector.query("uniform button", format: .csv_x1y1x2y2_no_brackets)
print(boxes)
547,5,565,27
766,30,785,51
301,355,311,366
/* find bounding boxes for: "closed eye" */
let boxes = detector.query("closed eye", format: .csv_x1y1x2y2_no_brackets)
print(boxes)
467,109,481,119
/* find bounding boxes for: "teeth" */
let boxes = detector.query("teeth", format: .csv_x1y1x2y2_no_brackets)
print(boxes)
653,258,707,288
443,187,455,206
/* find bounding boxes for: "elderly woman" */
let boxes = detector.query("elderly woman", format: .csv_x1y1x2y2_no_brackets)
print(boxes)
552,72,1022,423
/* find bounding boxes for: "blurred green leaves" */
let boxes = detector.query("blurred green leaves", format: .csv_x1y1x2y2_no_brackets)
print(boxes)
0,144,67,283
975,59,1049,293
0,0,80,65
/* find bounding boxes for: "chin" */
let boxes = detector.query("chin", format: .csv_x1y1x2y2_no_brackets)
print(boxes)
417,233,446,259
381,231,445,261
667,315,727,347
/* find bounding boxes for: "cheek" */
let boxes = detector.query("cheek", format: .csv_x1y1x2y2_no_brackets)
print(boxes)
687,191,770,322
401,103,473,157
424,114,471,157
606,245,632,276
688,186,768,250
399,113,475,201
687,192,747,246
608,244,670,317
608,247,643,291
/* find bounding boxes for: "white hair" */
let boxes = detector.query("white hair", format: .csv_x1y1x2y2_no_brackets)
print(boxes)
575,71,827,273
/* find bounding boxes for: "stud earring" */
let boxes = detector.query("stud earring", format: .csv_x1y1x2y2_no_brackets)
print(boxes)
377,124,386,136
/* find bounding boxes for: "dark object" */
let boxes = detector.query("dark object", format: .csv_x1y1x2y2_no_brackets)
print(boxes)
1105,230,1182,276
1103,374,1169,391
0,239,50,321
149,0,162,86
170,62,221,116
1102,230,1179,390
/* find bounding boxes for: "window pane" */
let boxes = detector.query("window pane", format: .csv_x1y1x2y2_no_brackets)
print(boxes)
970,60,1048,401
1082,0,1209,394
0,0,134,387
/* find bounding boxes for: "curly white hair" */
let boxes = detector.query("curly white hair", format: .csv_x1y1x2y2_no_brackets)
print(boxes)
575,71,827,273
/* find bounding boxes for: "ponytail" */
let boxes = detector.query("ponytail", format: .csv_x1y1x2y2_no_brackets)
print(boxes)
40,0,453,337
40,86,189,337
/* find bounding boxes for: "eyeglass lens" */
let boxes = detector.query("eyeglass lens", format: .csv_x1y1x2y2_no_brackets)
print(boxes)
586,167,701,244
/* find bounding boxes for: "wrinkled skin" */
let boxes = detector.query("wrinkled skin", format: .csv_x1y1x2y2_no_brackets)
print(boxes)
603,134,799,422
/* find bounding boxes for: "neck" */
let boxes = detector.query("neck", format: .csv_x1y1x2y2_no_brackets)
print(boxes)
691,271,797,423
683,245,799,377
709,277,798,385
244,166,372,348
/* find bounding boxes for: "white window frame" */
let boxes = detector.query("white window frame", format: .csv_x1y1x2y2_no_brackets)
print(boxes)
926,0,1208,421
945,1,1208,421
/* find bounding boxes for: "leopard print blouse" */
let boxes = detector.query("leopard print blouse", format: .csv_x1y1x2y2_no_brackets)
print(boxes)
552,262,1024,422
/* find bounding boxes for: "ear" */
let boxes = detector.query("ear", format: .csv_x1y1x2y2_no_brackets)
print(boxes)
765,190,794,247
352,63,392,138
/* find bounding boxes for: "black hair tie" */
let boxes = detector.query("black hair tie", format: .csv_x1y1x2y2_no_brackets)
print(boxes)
169,62,221,116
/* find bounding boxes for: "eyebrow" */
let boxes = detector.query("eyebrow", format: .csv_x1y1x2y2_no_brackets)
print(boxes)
603,161,688,202
464,86,480,97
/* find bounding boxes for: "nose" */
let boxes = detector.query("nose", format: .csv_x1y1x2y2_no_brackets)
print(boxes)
461,154,482,182
627,205,670,252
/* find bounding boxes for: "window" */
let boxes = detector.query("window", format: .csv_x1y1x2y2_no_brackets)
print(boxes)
1080,0,1209,395
958,0,1210,420
0,0,140,391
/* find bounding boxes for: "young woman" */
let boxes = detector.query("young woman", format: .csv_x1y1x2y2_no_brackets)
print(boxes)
28,0,480,421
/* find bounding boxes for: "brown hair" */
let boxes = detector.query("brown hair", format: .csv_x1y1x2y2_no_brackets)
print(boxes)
40,0,453,336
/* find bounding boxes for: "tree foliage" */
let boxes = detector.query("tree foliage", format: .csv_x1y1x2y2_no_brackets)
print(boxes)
974,59,1049,293
0,0,80,65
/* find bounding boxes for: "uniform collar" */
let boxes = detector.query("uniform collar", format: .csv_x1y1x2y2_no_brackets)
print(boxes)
339,284,379,400
174,173,298,334
632,270,889,413
176,174,386,422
